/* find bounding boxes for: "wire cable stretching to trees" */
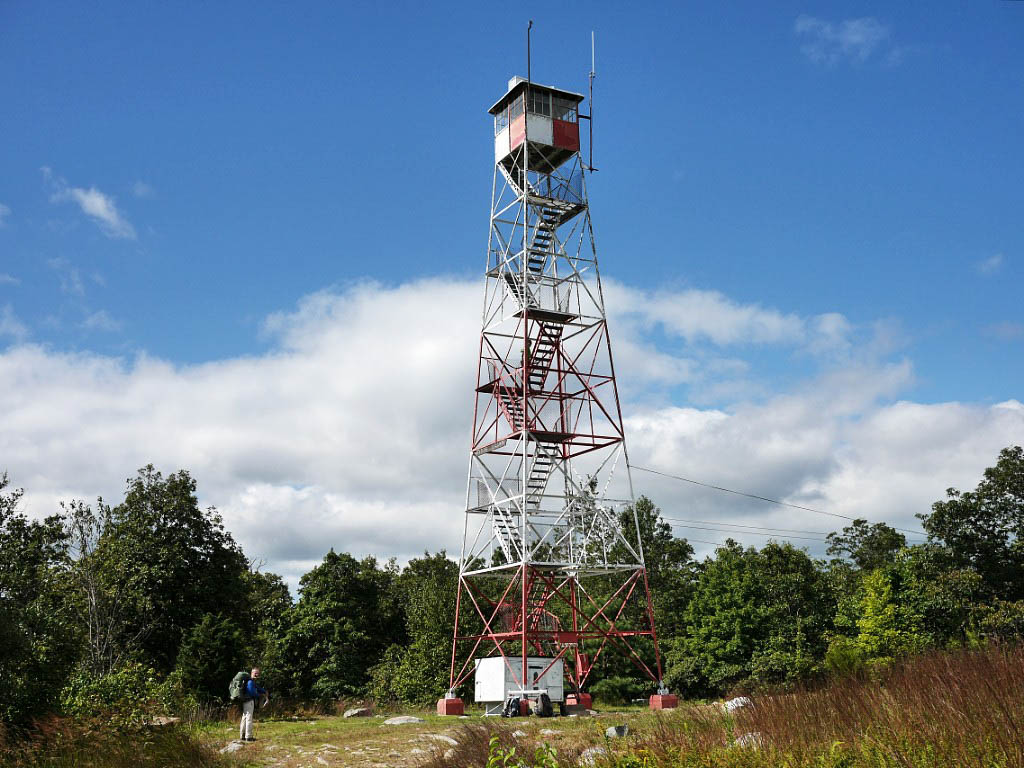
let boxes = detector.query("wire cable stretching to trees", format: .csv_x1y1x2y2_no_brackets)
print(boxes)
629,464,926,537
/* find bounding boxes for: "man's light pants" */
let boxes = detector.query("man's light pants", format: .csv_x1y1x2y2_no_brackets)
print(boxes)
240,699,256,740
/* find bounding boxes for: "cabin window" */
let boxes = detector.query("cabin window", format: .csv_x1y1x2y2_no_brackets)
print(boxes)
553,97,577,122
509,94,525,120
494,107,509,135
527,89,551,116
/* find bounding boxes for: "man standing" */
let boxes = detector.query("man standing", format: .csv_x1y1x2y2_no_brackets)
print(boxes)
239,667,269,742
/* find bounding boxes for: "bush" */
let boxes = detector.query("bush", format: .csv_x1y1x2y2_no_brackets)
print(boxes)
59,662,161,726
174,613,245,702
590,676,645,706
823,636,865,676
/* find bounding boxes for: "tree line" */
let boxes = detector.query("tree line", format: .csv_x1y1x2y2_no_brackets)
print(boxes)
1,446,1021,725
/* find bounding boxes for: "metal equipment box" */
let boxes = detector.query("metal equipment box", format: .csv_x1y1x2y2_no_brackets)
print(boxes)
474,657,564,704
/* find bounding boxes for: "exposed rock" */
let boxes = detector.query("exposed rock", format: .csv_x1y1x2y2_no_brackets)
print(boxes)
540,728,558,736
320,743,339,750
443,748,456,760
219,741,245,754
734,731,763,749
409,747,426,755
426,734,459,746
383,715,424,725
605,724,629,738
724,696,753,714
579,746,606,766
511,730,527,739
344,707,372,718
316,757,329,766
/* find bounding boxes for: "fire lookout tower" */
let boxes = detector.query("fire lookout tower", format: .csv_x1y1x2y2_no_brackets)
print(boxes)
438,75,677,715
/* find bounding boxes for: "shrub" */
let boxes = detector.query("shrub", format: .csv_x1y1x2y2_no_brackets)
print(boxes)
823,636,865,676
59,661,160,726
590,676,645,706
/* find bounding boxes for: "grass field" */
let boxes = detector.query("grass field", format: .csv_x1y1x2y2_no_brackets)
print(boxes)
4,644,1023,767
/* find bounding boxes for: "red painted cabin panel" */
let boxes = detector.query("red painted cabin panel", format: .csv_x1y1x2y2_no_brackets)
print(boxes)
510,115,526,152
553,119,579,152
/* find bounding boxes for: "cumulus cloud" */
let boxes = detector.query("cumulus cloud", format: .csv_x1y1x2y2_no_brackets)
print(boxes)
47,257,85,296
81,310,121,332
0,203,10,227
795,15,893,66
985,322,1024,341
0,304,29,343
44,167,136,239
1,278,1019,588
977,253,1004,275
132,181,155,199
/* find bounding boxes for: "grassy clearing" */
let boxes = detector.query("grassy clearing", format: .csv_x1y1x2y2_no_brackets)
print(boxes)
0,718,224,768
4,644,1021,767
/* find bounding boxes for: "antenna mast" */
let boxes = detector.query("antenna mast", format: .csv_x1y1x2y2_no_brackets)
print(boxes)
588,31,596,172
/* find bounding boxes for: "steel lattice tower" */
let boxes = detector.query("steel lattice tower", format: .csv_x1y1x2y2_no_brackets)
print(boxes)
440,76,676,715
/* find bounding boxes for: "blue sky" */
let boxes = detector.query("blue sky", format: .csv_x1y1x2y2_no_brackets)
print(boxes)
1,2,1022,582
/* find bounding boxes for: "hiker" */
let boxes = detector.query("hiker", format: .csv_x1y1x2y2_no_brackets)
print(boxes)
239,667,269,742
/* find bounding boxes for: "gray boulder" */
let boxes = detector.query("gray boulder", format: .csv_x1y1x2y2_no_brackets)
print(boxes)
605,724,629,738
383,715,424,725
344,707,372,718
734,731,763,749
724,696,753,714
219,741,245,754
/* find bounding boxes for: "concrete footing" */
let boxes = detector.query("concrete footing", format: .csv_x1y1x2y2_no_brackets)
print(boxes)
436,697,464,716
565,693,592,709
649,694,679,710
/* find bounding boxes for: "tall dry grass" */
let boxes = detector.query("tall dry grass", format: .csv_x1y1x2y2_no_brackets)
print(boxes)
419,643,1024,767
0,717,225,768
739,643,1024,766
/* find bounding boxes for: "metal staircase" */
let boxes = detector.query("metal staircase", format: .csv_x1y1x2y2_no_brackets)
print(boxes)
526,449,555,509
527,322,563,391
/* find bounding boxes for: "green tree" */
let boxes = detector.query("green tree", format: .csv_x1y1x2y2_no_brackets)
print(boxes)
664,541,835,695
0,473,79,724
175,613,245,701
616,497,695,639
93,466,249,673
281,551,402,699
854,567,926,662
240,569,292,692
920,445,1024,601
826,519,906,571
369,551,460,704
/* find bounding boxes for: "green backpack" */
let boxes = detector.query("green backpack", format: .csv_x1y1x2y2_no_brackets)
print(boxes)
229,671,251,703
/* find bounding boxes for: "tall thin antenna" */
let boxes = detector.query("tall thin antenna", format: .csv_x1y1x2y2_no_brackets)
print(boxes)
527,20,534,84
588,30,596,172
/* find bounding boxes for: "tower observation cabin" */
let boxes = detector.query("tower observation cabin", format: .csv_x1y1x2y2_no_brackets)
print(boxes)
490,77,584,174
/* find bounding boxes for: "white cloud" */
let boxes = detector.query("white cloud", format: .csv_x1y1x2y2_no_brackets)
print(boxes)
0,203,10,227
0,274,20,286
0,304,29,343
132,181,155,199
45,168,136,239
977,253,1004,275
47,257,85,296
985,322,1024,341
81,310,121,332
795,15,892,66
606,281,808,346
1,278,1019,588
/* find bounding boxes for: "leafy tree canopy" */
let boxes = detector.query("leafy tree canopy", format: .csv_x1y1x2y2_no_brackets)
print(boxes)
93,465,249,672
921,445,1024,601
